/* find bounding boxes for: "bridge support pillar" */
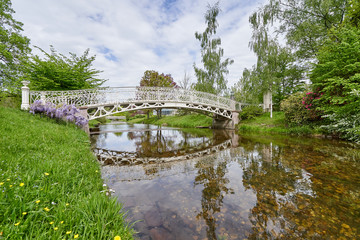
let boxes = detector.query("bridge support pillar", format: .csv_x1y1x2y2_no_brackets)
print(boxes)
212,111,239,129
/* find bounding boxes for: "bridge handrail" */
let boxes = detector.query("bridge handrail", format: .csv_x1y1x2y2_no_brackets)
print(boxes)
30,86,240,111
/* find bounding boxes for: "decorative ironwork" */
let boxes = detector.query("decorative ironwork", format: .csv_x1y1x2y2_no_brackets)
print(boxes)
30,87,240,120
93,139,232,166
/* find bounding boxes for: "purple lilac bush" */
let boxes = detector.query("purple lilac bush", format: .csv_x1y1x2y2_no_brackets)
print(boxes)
30,100,88,127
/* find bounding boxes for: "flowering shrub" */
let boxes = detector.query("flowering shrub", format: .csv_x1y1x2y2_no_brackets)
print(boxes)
280,92,312,126
301,92,322,120
29,100,88,127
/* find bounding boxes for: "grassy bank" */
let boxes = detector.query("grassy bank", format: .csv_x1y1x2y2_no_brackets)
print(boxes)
238,111,323,135
127,114,212,128
0,107,134,239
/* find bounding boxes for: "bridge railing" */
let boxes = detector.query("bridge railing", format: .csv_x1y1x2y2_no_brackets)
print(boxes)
30,87,238,111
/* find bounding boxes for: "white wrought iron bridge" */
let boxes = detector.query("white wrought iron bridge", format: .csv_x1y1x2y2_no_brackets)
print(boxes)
21,83,241,129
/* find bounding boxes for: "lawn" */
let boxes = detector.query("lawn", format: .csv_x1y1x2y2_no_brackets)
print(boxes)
0,107,134,239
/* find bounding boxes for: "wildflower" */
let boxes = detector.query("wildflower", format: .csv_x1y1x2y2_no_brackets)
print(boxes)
0,182,4,186
66,231,72,234
114,236,121,240
14,222,20,226
44,207,50,212
60,221,64,224
44,173,50,176
22,212,27,215
36,200,41,204
6,179,10,181
74,234,79,239
66,203,70,206
54,227,59,231
95,170,98,173
50,221,54,225
19,183,24,187
9,185,13,188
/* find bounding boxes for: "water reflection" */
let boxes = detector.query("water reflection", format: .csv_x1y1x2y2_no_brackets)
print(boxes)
96,124,360,239
91,123,234,165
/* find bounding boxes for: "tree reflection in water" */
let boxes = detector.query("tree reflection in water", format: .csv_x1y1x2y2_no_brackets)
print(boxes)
194,159,233,240
238,136,360,239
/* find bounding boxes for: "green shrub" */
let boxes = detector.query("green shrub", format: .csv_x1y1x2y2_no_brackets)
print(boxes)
280,92,311,126
240,105,263,120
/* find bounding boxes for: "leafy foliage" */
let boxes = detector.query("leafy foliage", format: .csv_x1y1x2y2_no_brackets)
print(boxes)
140,70,177,87
25,46,106,91
0,0,31,93
193,1,233,95
280,92,312,126
310,24,360,142
239,105,263,120
250,0,349,62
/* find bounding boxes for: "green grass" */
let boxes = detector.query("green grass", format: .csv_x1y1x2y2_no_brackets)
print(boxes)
128,114,213,128
238,112,323,135
0,107,134,239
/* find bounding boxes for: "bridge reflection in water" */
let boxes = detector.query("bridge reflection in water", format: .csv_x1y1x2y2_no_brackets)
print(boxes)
91,124,239,166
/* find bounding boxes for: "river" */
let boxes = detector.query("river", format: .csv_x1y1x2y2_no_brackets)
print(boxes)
90,122,360,240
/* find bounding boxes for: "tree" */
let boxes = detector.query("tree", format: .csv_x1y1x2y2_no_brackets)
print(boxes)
249,0,350,63
0,0,31,93
236,41,304,108
139,70,178,118
25,46,106,90
179,71,191,90
193,1,234,95
140,70,177,88
310,24,360,142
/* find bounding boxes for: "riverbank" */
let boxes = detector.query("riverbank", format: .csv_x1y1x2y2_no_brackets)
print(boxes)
237,111,324,136
0,107,134,239
127,113,213,128
123,111,323,136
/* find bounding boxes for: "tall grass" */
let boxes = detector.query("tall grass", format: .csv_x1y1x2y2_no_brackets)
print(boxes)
0,107,134,239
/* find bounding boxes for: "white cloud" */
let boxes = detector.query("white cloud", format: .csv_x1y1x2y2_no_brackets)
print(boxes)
13,0,265,89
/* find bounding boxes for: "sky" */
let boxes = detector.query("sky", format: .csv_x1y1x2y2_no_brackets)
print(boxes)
13,0,265,88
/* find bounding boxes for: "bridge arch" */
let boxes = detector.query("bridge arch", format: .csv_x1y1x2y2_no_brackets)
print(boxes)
27,86,242,129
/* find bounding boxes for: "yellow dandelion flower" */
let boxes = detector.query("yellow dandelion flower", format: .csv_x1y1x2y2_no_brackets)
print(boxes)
19,183,24,187
66,203,70,206
0,182,4,185
6,179,10,181
44,173,50,176
14,222,20,226
60,221,64,224
35,200,40,204
66,231,72,234
74,234,79,239
22,212,27,215
44,207,50,212
95,170,98,173
49,221,54,225
54,227,58,231
114,236,121,240
9,185,13,188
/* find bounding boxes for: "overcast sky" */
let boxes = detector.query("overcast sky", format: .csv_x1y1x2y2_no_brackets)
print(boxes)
13,0,265,88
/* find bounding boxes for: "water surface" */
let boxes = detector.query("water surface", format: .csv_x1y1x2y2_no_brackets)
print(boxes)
91,123,360,239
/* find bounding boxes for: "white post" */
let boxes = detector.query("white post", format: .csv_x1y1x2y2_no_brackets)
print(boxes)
270,92,273,119
21,81,30,110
